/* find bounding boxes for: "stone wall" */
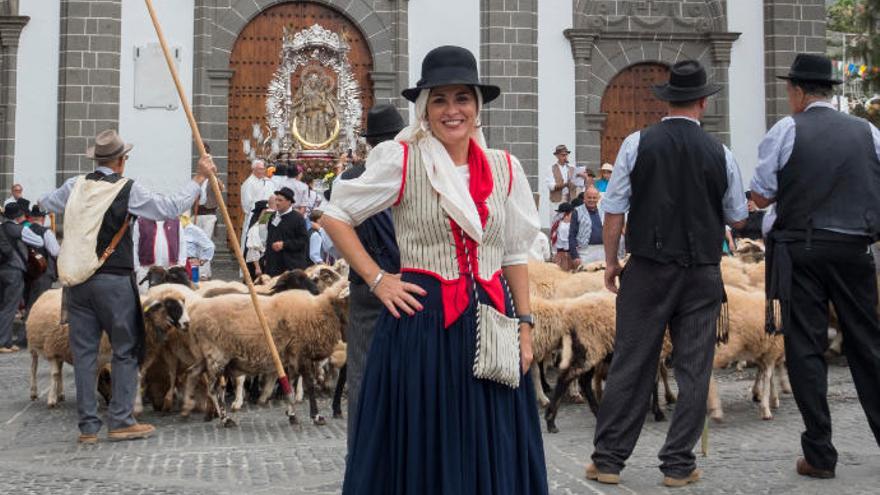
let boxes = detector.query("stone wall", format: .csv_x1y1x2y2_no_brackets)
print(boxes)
56,0,122,184
480,0,539,186
763,0,827,128
0,0,27,193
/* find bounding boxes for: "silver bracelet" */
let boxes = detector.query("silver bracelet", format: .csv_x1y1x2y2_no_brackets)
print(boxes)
369,270,386,293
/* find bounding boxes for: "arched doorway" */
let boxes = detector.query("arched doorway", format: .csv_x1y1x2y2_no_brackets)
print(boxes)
599,63,670,166
226,2,374,229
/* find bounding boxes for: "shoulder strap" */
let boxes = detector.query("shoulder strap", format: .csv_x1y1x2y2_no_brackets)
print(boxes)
99,214,131,263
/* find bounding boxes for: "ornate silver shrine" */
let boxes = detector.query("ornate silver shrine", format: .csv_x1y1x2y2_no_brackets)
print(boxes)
264,24,362,158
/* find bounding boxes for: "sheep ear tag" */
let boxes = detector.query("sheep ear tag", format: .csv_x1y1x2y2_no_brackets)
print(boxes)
142,300,162,314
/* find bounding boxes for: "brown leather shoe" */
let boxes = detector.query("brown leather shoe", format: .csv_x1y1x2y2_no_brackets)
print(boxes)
796,457,835,479
108,423,155,442
663,468,702,488
585,463,620,484
0,347,15,354
77,434,98,444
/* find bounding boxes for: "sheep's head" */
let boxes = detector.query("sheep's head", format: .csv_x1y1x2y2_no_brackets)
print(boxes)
271,269,320,295
143,293,190,342
166,266,196,289
141,266,168,288
307,265,343,292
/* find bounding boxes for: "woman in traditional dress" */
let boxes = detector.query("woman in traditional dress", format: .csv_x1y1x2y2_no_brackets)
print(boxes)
323,45,548,495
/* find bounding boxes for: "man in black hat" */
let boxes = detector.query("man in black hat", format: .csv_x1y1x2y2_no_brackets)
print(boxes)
24,205,60,311
586,60,747,487
750,53,880,480
38,129,215,443
264,186,309,276
0,202,45,353
335,103,403,453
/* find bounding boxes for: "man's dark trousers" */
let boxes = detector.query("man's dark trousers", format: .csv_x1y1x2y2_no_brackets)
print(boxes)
783,237,880,471
68,273,141,434
592,256,722,478
346,282,384,454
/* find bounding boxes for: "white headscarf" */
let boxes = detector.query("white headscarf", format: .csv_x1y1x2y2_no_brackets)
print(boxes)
395,88,488,244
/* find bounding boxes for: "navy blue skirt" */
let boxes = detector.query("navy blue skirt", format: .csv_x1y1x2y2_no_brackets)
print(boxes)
342,273,549,495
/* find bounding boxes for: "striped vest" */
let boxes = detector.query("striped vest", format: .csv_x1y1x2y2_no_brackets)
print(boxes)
393,145,511,282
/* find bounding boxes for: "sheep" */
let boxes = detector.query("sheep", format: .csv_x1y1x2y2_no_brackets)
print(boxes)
527,260,605,299
305,264,344,292
26,287,189,411
529,297,577,408
180,279,349,426
707,286,785,421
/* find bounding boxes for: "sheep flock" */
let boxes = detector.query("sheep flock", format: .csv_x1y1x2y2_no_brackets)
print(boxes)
24,243,816,434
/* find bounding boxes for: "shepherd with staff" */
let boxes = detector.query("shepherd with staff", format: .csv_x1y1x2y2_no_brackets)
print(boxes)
39,130,216,444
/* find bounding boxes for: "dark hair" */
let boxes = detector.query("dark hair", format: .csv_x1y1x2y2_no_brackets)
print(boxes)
309,210,323,223
791,80,834,98
366,132,398,147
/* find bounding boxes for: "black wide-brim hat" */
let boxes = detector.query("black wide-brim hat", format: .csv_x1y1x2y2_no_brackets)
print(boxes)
274,187,295,203
652,60,723,102
361,103,405,138
402,45,500,104
777,53,842,85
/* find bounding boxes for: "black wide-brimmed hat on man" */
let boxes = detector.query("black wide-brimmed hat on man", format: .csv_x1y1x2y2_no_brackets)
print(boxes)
274,187,296,203
86,129,133,162
362,104,405,138
652,60,722,102
3,201,22,220
403,45,500,103
777,53,843,85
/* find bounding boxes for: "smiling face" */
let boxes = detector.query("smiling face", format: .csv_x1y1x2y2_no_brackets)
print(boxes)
426,85,478,150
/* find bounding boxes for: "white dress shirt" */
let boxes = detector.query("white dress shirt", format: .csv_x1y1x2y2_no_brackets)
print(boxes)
601,116,749,225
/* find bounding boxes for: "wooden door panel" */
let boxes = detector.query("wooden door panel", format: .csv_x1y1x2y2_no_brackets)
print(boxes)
600,63,670,166
227,2,374,230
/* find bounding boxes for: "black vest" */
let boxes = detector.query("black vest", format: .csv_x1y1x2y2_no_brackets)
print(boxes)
1,221,28,271
625,119,728,265
86,172,135,274
340,163,401,285
775,107,880,239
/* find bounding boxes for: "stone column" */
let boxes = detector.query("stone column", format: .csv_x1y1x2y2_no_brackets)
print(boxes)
0,15,27,192
480,0,539,185
707,32,740,146
564,30,599,166
56,0,122,184
763,0,826,128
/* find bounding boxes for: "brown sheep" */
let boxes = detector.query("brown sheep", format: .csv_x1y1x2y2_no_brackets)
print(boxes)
180,280,349,426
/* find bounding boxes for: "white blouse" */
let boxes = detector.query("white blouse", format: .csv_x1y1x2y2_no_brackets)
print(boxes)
323,140,540,267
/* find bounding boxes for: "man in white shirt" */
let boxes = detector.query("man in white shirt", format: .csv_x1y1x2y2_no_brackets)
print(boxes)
545,144,576,224
240,159,275,250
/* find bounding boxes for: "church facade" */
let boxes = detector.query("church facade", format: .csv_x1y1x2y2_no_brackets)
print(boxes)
1,0,826,227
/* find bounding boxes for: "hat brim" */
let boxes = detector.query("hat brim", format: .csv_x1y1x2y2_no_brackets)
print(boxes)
776,75,843,85
651,83,723,102
86,143,134,161
402,82,501,104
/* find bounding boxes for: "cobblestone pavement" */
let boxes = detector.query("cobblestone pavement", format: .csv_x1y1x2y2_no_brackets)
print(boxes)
0,350,876,494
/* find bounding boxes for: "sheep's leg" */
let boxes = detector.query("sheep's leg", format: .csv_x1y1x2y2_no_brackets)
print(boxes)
54,360,65,402
759,364,773,420
332,364,346,419
295,374,304,403
162,364,177,413
707,372,723,422
538,360,553,395
29,353,38,401
302,363,326,426
577,369,599,417
133,371,144,416
778,361,792,394
205,366,235,427
567,379,585,404
257,374,276,406
47,359,60,408
545,368,581,434
180,365,203,417
770,365,780,410
660,362,676,404
531,362,550,408
651,372,666,422
752,369,763,403
230,374,246,412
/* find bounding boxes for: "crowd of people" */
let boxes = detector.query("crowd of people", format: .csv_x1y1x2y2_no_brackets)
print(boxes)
0,45,877,495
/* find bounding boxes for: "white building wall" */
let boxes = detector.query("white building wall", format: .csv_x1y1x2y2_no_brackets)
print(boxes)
408,0,480,87
14,0,61,200
537,0,576,228
119,0,194,195
727,0,766,183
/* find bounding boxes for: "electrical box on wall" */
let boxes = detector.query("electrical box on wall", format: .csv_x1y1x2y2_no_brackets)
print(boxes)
133,42,181,110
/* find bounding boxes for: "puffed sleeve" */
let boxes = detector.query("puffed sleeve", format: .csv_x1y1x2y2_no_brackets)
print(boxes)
321,140,405,226
502,154,541,267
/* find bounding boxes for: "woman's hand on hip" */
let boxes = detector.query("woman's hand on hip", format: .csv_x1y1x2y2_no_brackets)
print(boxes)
373,273,427,318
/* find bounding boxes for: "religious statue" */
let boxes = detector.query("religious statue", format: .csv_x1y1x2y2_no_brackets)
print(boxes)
290,66,341,149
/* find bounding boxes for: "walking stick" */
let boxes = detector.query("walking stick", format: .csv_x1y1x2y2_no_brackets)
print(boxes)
143,0,295,407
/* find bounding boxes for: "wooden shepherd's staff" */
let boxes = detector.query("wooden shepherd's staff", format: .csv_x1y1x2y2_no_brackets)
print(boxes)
144,0,296,406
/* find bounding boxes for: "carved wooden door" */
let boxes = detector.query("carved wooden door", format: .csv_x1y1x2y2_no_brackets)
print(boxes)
600,63,670,166
227,2,374,231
